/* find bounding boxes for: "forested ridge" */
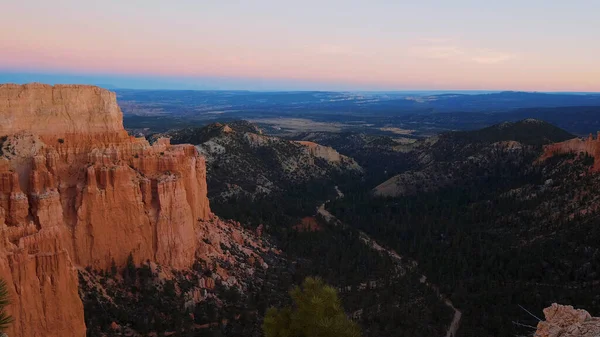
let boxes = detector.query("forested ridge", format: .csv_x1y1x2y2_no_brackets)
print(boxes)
329,141,600,336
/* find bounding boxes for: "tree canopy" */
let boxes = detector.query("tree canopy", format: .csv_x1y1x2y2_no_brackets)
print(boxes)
263,277,361,337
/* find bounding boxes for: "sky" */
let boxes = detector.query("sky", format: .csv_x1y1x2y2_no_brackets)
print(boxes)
1,0,599,91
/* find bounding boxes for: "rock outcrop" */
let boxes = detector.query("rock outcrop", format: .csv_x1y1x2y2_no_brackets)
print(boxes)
541,133,600,171
295,140,361,169
0,83,212,337
535,304,600,337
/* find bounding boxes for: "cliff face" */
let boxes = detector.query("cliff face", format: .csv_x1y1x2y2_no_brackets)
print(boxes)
0,225,85,337
541,133,600,171
0,83,126,142
535,304,600,337
0,83,211,337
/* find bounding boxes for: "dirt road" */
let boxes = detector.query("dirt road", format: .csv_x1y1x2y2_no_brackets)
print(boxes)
318,194,462,337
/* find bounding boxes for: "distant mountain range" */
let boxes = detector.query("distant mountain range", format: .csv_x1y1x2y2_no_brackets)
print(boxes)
120,90,600,137
117,89,600,116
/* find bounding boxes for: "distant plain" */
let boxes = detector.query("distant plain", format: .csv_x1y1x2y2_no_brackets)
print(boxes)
118,90,600,137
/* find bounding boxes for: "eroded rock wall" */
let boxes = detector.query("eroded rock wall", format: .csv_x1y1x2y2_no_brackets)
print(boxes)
541,133,600,171
0,83,212,337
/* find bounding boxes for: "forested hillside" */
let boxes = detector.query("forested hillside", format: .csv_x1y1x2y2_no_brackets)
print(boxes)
328,122,599,337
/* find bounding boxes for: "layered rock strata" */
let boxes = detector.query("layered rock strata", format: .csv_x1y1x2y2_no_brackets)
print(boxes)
0,83,212,337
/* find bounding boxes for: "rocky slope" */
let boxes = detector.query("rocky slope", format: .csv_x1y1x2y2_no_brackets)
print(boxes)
158,121,362,202
373,139,528,197
291,132,420,186
0,84,278,337
296,120,576,198
373,119,575,197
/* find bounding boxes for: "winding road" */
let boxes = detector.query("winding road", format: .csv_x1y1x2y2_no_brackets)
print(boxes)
318,189,462,337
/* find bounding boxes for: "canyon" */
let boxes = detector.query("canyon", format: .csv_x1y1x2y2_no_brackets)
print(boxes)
1,83,598,337
0,83,219,337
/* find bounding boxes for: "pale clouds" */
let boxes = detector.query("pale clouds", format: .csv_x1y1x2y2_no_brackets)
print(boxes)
470,50,516,64
315,44,358,56
411,39,517,65
418,46,465,59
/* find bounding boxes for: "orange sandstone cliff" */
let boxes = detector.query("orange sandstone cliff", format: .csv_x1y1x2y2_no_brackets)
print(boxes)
541,132,600,171
0,83,212,337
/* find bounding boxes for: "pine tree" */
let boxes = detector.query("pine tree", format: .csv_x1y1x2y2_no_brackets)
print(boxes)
263,277,361,337
0,279,13,332
125,253,136,283
110,258,118,277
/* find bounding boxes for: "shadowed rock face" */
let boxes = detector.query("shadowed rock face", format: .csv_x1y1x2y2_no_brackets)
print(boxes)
535,304,600,337
0,83,212,337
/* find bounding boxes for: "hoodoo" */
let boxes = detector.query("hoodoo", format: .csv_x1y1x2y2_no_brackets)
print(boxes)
0,83,212,337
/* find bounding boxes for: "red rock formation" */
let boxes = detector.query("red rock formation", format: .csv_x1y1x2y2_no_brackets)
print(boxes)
0,83,212,337
0,226,85,337
535,303,600,337
541,133,600,171
0,83,126,143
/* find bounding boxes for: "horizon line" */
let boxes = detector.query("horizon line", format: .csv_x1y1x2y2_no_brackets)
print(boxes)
2,70,599,93
3,82,600,95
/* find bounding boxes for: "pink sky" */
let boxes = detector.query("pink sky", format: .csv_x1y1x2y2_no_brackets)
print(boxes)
1,0,599,91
